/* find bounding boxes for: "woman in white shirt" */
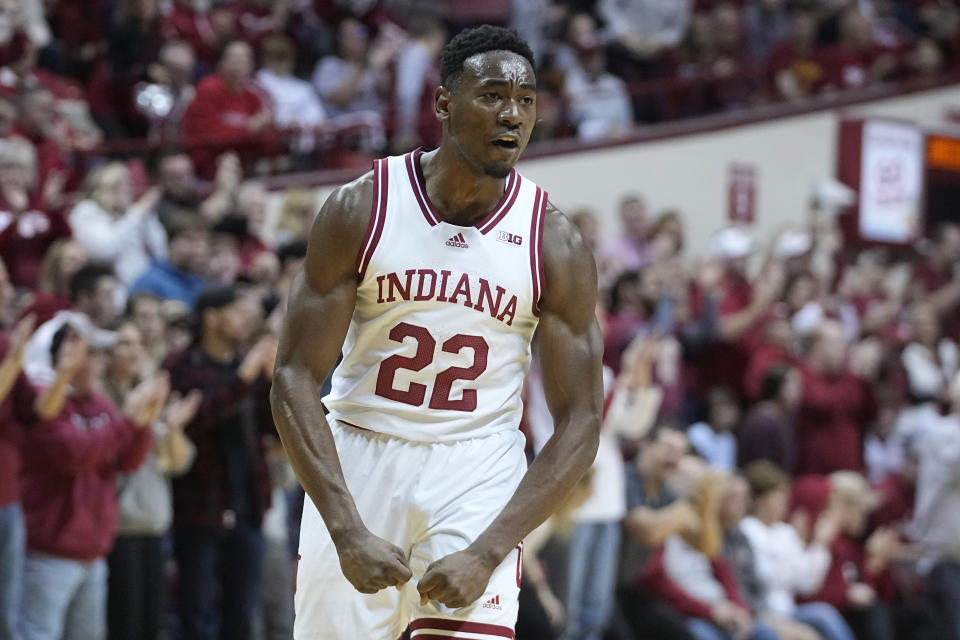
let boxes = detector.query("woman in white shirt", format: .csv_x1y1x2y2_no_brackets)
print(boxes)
69,163,165,288
644,471,779,640
902,302,958,404
897,302,960,456
740,461,856,640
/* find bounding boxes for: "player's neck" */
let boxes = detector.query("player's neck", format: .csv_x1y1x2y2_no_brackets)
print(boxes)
421,146,509,226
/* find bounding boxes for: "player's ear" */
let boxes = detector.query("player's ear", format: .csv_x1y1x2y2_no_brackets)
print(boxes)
435,86,451,122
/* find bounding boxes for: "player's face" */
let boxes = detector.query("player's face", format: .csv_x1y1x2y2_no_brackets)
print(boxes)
443,51,536,179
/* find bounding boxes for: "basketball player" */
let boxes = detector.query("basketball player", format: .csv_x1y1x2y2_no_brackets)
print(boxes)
271,25,602,639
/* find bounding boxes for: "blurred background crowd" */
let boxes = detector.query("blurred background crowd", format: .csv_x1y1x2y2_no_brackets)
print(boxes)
0,0,953,176
0,1,959,640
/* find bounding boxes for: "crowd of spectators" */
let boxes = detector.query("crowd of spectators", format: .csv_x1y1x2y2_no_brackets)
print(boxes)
4,165,959,640
0,0,954,178
517,198,960,640
0,1,959,640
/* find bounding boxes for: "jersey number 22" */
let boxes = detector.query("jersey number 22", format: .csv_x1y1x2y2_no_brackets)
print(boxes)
374,321,489,411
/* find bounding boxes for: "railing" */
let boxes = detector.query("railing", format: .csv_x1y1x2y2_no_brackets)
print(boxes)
78,64,960,188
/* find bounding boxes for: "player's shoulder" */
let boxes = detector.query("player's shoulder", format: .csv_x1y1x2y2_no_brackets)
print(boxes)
307,169,380,252
540,199,597,313
303,169,378,280
316,170,376,234
541,199,590,264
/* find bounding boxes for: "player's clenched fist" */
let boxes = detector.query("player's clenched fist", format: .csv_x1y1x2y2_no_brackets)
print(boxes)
417,549,496,610
335,529,412,594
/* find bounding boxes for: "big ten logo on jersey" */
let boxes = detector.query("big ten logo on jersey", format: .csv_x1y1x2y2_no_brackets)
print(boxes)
497,230,523,246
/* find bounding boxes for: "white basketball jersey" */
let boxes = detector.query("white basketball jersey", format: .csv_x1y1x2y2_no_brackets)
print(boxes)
323,149,547,442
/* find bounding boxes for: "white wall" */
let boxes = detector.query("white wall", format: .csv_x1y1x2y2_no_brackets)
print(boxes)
517,84,960,256
271,84,960,257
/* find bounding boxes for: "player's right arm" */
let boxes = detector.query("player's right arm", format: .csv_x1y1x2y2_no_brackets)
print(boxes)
270,173,412,594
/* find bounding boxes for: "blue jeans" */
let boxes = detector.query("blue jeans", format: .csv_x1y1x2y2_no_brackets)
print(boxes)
0,503,25,640
175,522,265,640
794,601,857,640
686,618,778,640
930,560,960,640
559,521,621,640
18,554,107,640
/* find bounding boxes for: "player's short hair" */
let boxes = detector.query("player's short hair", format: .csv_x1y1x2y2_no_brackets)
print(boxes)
440,25,535,89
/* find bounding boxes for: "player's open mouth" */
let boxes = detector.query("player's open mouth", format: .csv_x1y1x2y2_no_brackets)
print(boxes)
492,136,519,150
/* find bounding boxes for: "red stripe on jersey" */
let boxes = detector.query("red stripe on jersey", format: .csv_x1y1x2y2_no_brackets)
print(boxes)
476,171,521,234
355,159,381,275
407,151,441,226
409,618,515,638
409,148,521,232
534,190,547,314
358,158,389,279
528,188,547,316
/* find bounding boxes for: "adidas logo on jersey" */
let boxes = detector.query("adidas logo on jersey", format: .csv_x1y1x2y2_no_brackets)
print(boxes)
481,595,502,611
445,233,469,248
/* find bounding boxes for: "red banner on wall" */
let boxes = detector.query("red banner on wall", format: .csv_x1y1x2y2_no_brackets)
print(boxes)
728,164,756,224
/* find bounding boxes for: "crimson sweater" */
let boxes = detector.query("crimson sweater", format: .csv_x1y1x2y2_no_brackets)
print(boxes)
795,365,875,475
0,197,71,290
0,334,37,506
640,547,748,619
181,74,270,178
799,535,896,611
19,392,152,560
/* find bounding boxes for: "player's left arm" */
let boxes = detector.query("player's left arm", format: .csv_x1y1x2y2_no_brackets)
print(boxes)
418,202,603,609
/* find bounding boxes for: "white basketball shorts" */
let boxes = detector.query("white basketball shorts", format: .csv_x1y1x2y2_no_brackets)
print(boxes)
294,419,528,640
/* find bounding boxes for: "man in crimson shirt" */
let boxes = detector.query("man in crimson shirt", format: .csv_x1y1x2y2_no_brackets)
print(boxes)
0,309,83,640
0,314,40,640
181,40,273,179
796,321,876,475
0,136,71,291
18,323,167,640
693,227,784,396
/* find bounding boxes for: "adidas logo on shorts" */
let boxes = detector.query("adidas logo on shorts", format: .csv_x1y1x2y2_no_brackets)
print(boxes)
445,233,469,248
481,594,502,611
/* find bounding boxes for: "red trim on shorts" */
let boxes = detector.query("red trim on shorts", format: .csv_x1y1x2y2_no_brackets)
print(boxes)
528,187,547,316
409,618,515,638
357,158,388,279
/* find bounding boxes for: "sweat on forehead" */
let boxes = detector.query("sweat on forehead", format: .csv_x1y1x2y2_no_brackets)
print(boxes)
459,51,536,87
